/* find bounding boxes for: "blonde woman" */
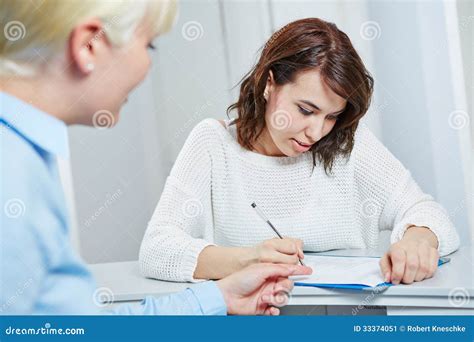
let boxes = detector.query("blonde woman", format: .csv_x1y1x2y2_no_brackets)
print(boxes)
0,0,310,315
139,18,460,284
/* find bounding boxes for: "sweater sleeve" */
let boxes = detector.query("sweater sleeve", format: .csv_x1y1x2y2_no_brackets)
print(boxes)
353,124,460,256
139,120,217,282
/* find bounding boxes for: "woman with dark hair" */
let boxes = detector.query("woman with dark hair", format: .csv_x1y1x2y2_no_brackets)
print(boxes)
139,18,459,285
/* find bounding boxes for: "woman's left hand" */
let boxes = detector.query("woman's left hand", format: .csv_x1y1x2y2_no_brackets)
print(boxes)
379,226,439,284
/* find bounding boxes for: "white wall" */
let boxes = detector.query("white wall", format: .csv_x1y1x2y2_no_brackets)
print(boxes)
367,0,471,243
67,0,472,264
455,0,473,238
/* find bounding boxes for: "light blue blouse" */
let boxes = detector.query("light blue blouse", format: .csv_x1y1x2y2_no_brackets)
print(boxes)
0,92,226,315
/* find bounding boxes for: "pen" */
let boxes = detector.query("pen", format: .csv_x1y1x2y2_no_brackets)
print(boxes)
251,202,305,266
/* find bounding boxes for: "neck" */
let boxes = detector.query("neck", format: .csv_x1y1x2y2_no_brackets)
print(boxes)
0,77,75,125
252,127,285,157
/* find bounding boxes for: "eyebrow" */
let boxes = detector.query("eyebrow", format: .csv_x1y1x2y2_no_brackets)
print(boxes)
299,99,345,115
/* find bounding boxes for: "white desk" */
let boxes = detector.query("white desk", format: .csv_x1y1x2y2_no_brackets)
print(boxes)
90,246,473,315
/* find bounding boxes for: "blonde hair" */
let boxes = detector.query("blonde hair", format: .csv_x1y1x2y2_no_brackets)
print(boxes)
0,0,177,76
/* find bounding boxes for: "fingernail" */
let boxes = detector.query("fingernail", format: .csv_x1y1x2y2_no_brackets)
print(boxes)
384,272,390,282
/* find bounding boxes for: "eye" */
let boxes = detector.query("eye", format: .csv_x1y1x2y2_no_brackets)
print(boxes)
147,42,156,50
326,115,339,121
297,105,313,116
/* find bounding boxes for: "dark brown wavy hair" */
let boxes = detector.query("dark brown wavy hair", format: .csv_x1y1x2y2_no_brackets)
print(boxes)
227,18,374,175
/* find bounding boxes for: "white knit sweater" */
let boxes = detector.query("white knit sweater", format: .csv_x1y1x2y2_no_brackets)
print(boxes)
139,118,460,282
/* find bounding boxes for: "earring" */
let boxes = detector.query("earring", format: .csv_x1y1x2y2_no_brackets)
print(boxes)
85,63,95,72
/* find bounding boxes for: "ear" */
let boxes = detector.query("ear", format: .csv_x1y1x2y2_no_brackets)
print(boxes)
268,69,275,83
68,18,109,75
264,69,275,95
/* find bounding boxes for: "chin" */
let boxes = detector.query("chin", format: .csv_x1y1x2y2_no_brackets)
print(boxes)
280,146,299,157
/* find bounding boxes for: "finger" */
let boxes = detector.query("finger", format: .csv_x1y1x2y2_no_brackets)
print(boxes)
268,279,293,308
274,278,294,294
297,246,304,259
254,263,312,282
263,306,280,316
270,239,299,255
292,238,304,258
379,253,392,282
260,290,289,307
267,251,299,265
289,264,312,276
261,294,273,304
427,248,439,278
402,251,419,284
390,248,406,285
268,291,290,307
252,263,296,282
414,245,431,282
253,264,293,282
262,307,272,316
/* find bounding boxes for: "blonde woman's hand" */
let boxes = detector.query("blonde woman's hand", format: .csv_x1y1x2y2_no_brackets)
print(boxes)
216,263,312,315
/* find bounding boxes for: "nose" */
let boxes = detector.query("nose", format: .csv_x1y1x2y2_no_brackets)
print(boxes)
305,115,325,143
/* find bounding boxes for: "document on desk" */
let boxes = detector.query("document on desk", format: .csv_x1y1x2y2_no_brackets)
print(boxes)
292,255,390,290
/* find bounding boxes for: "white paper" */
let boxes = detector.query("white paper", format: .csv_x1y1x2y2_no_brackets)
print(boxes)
292,255,386,287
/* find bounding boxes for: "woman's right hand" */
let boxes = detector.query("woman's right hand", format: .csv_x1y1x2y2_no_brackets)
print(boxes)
194,238,305,280
251,237,304,265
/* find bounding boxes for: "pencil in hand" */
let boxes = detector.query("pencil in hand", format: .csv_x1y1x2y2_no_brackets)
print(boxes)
251,202,305,266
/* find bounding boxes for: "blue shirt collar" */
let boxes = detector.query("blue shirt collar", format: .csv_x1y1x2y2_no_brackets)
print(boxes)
0,91,70,159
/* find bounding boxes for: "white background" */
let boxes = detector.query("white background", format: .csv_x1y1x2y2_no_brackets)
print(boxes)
63,0,473,264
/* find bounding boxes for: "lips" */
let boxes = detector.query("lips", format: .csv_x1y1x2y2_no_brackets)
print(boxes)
292,138,312,147
291,138,313,153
